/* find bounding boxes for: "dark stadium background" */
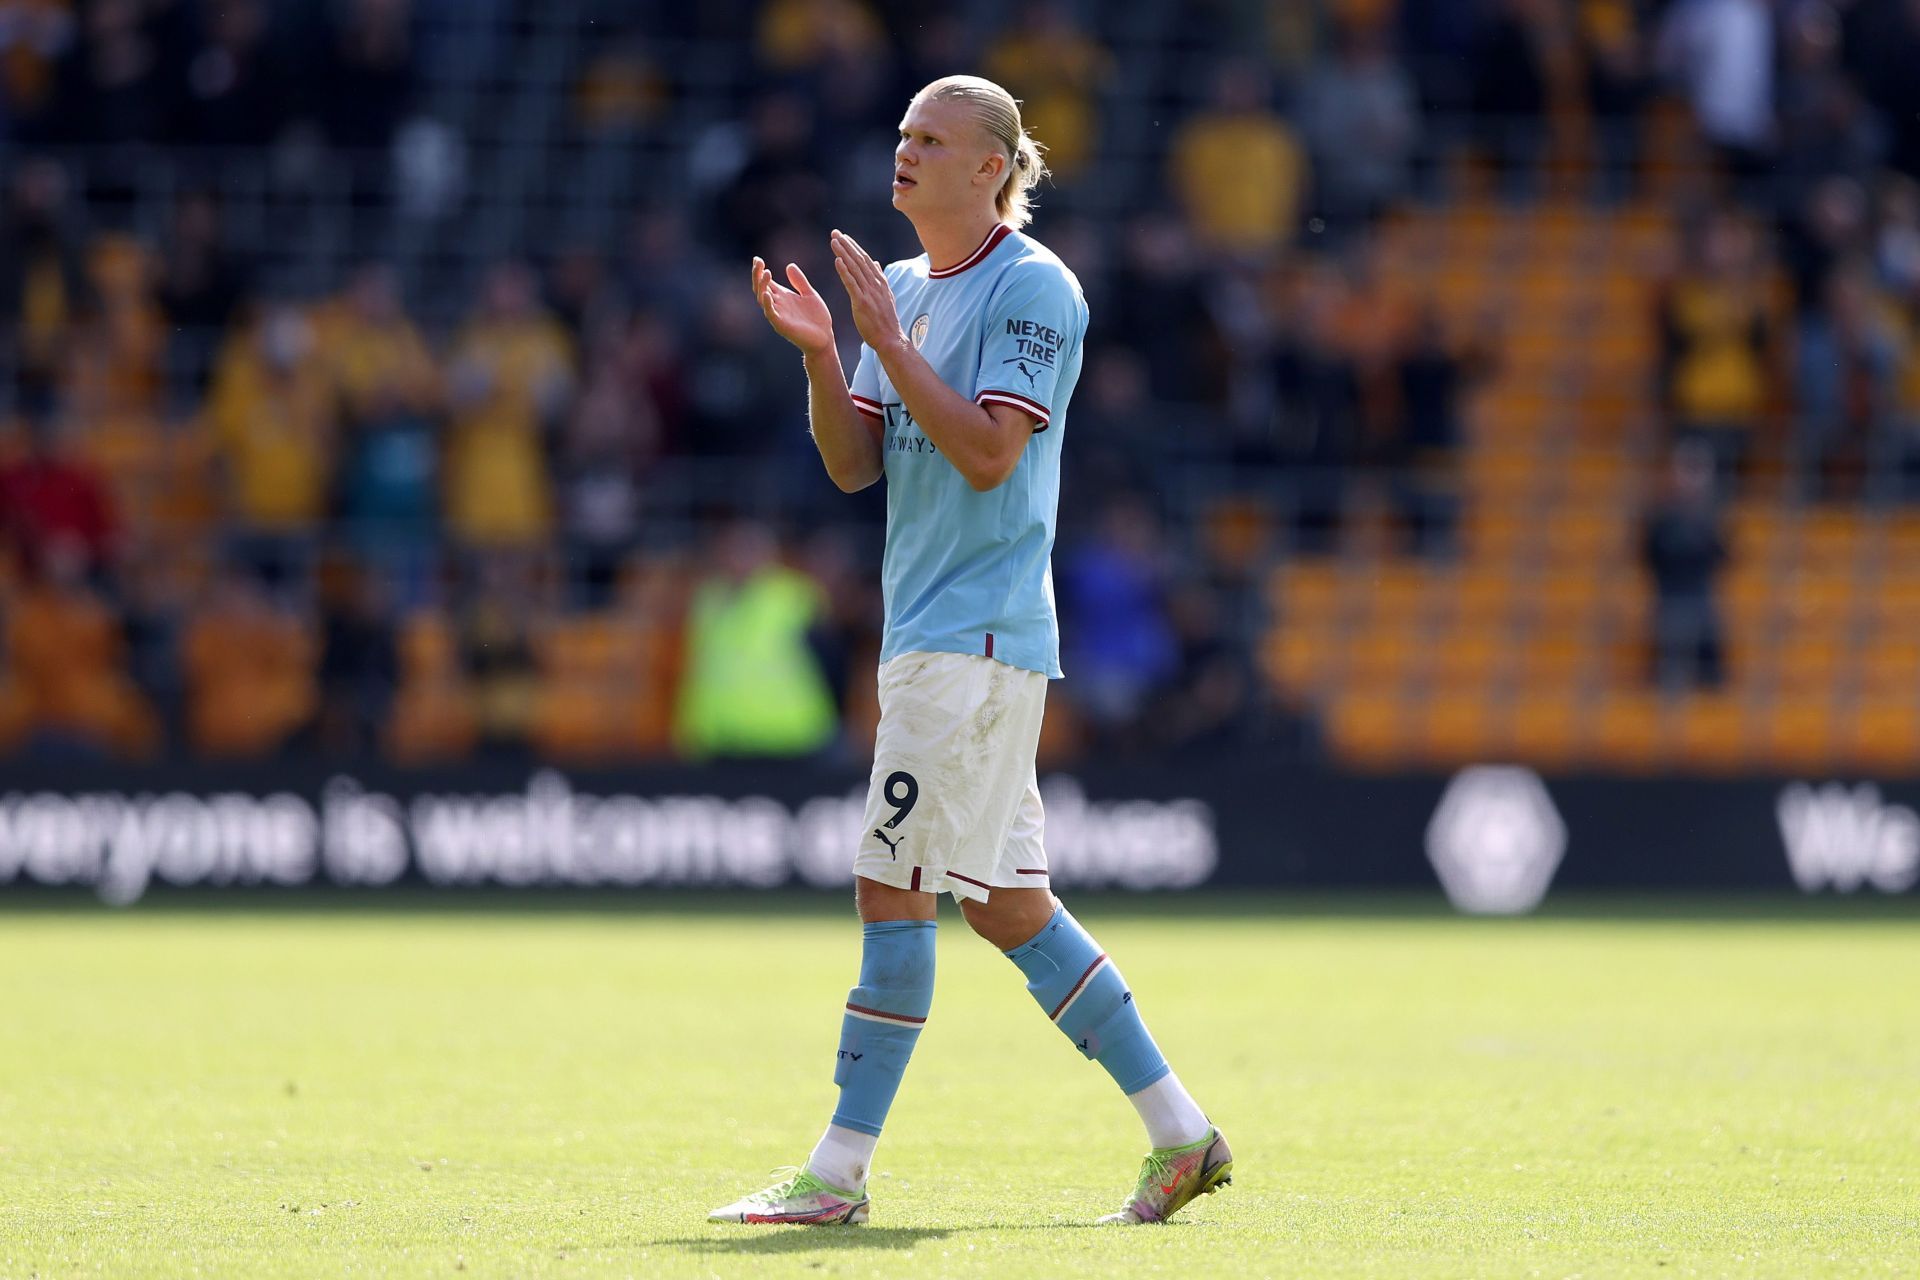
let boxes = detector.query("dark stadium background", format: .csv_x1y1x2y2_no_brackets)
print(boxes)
2,0,1917,908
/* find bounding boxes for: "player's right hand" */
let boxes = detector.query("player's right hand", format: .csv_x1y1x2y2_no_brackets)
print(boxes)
752,256,834,355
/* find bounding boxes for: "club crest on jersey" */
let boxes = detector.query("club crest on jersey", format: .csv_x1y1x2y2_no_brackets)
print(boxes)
909,314,930,348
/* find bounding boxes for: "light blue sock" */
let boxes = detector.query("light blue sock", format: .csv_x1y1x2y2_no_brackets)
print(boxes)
830,919,936,1137
1004,907,1170,1095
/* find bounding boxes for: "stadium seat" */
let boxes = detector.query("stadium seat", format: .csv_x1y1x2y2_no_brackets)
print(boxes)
1263,625,1341,694
1506,692,1586,766
1588,692,1667,772
1762,695,1843,771
1842,701,1920,772
182,605,317,758
386,613,478,763
1344,629,1422,686
1326,692,1412,770
1671,695,1751,773
1429,628,1507,689
1419,691,1502,766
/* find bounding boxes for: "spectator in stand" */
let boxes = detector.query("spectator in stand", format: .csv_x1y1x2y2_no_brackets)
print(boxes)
318,0,415,151
681,287,797,460
1398,0,1479,123
1781,175,1871,318
1777,2,1885,208
1795,260,1903,498
321,264,440,591
1656,0,1776,199
673,521,837,760
62,234,166,431
714,91,831,261
156,189,248,401
893,11,975,103
0,406,116,583
1296,14,1420,234
0,158,86,421
560,314,663,607
1837,0,1920,183
319,264,437,429
1641,441,1729,692
754,0,884,73
1389,302,1495,556
1468,0,1553,192
180,565,318,756
442,261,575,548
3,533,158,758
1107,212,1227,405
313,550,396,754
984,2,1112,183
1064,348,1160,497
454,550,541,756
545,245,614,349
574,27,669,139
1170,60,1307,260
1875,179,1920,495
619,206,716,332
176,0,286,147
0,0,76,145
116,543,188,750
1060,497,1180,752
1893,298,1920,500
1265,259,1363,550
1578,0,1648,197
1149,580,1263,754
1877,176,1920,302
204,302,336,590
46,0,176,146
1656,210,1775,482
795,525,877,761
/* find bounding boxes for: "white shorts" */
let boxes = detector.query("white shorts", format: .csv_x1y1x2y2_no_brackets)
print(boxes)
851,651,1050,903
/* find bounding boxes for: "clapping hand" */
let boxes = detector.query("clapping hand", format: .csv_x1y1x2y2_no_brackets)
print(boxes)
830,230,904,353
751,256,834,355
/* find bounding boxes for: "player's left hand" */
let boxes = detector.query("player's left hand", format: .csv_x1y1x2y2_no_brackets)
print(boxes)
830,230,905,353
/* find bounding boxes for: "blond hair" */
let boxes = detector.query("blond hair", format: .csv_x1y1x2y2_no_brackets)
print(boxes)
915,75,1049,229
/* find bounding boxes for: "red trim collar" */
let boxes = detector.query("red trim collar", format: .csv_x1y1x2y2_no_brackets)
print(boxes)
929,224,1013,279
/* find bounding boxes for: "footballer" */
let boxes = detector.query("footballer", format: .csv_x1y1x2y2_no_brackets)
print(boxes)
713,74,1233,1227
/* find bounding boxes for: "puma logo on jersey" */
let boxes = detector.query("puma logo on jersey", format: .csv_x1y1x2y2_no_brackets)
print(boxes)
871,828,902,858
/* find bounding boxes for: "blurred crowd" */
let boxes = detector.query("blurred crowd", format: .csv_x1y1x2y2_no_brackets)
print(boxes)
7,0,1920,763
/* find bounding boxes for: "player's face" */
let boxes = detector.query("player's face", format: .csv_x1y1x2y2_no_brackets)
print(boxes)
893,96,1002,215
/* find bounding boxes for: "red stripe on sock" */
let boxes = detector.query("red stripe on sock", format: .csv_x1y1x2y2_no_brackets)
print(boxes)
845,1002,926,1025
985,632,994,658
1050,953,1108,1021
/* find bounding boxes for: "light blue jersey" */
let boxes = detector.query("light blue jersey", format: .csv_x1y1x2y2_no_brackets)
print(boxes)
849,223,1088,680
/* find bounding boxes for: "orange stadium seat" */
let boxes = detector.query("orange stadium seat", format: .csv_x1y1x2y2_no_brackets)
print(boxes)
1429,628,1507,689
386,613,478,763
1588,692,1667,771
1517,631,1593,688
1263,625,1341,694
1507,692,1586,767
1326,692,1413,769
1842,701,1920,772
1762,695,1843,772
529,616,678,761
1344,629,1421,687
1857,639,1920,696
1671,695,1751,773
1419,691,1502,766
1770,635,1852,695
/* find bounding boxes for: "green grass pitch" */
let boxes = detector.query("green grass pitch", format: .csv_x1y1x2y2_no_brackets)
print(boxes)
2,894,1916,1278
